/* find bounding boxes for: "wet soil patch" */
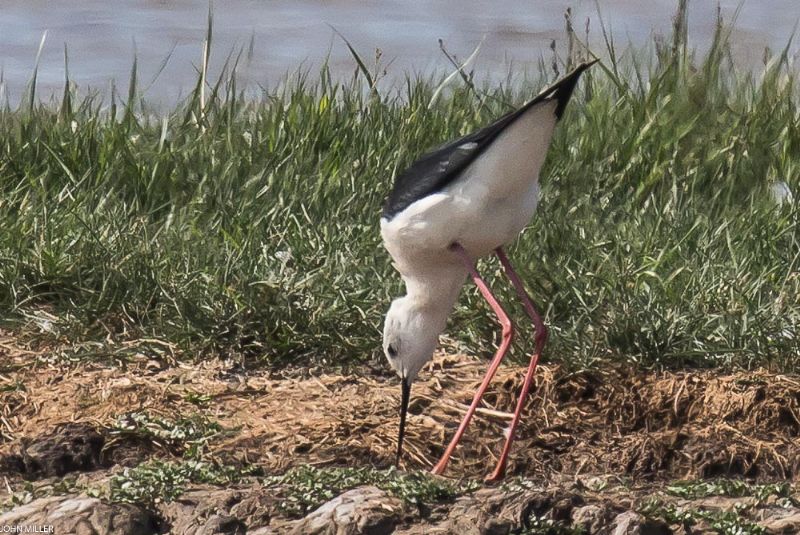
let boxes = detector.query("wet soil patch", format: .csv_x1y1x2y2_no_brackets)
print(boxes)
0,422,104,479
0,422,156,481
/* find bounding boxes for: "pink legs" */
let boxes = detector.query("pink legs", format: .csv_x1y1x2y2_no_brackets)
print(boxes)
490,247,548,480
431,244,548,481
431,243,515,478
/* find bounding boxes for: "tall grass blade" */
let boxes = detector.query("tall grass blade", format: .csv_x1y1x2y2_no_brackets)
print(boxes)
28,30,48,114
329,25,376,94
61,43,72,119
428,38,484,108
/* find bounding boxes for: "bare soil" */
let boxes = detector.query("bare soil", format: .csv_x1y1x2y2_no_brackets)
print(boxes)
1,331,799,533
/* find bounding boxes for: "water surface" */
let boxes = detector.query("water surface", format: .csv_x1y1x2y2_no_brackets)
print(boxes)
1,1,798,105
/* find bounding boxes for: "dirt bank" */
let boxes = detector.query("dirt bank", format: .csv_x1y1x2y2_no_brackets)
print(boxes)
2,346,799,481
1,333,799,533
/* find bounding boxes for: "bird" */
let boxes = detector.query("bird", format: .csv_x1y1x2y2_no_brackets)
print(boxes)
380,60,597,481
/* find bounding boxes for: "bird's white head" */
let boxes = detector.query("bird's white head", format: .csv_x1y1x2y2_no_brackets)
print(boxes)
382,297,442,384
383,296,445,465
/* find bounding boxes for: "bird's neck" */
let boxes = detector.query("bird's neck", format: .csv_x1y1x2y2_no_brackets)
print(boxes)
401,266,467,332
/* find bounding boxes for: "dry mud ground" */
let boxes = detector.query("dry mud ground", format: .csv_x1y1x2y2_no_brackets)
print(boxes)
1,333,799,534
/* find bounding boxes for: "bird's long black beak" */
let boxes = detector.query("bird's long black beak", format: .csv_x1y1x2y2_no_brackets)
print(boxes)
396,377,411,466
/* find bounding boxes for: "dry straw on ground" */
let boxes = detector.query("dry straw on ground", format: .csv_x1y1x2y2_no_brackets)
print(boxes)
2,330,799,483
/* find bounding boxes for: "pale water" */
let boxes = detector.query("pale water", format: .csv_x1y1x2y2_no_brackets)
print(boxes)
1,0,798,106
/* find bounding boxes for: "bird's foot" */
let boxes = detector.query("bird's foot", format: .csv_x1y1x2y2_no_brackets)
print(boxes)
430,458,449,476
484,461,507,482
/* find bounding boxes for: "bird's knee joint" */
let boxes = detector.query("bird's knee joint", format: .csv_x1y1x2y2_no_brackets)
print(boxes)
535,325,549,345
501,322,514,341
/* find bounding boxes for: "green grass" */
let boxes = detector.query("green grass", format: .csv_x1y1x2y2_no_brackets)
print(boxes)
108,463,475,514
0,5,798,371
1,476,87,513
641,478,798,535
522,515,586,535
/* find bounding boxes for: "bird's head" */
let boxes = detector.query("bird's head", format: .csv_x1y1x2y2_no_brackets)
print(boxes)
383,297,443,464
383,299,440,383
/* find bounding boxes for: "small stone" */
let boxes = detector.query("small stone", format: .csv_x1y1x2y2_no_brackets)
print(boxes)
761,511,800,534
200,514,246,534
158,487,276,534
289,486,404,535
571,504,606,534
691,496,757,511
612,511,643,535
611,511,672,535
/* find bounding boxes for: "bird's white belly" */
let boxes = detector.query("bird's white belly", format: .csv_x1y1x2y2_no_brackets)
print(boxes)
454,180,540,257
381,179,540,267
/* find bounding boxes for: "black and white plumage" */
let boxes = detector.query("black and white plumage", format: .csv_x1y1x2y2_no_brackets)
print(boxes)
383,61,594,221
379,61,597,480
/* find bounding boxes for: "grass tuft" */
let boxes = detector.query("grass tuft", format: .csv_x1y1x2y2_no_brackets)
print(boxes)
640,500,768,535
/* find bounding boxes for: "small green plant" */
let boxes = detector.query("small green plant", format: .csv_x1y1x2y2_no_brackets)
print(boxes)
2,482,36,512
109,459,258,506
666,479,793,502
0,381,25,393
1,477,83,513
183,390,213,406
708,511,767,535
640,499,767,535
265,466,478,516
110,411,223,457
501,477,544,494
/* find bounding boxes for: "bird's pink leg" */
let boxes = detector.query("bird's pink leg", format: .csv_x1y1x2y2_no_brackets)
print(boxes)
431,243,515,477
484,247,549,481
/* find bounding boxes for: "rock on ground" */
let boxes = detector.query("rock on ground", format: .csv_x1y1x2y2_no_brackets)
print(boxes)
157,485,277,534
3,484,800,534
611,511,672,535
287,486,405,535
571,504,608,533
761,511,800,534
0,496,158,535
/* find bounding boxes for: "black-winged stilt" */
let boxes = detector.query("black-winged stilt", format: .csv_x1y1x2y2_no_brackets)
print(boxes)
381,61,597,481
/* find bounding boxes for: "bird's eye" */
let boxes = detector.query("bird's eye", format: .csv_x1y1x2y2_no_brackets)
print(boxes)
387,344,398,358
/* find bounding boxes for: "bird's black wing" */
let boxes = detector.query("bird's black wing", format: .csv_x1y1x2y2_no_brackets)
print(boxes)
382,60,597,220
